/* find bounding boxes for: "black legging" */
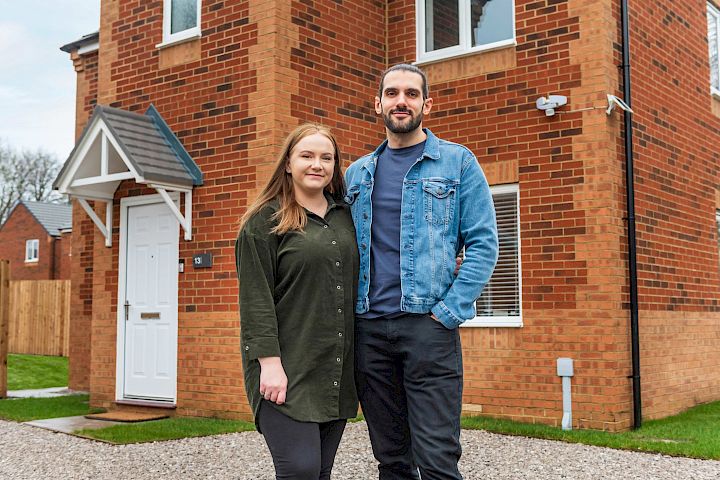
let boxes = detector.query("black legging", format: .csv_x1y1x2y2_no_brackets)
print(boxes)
258,401,347,480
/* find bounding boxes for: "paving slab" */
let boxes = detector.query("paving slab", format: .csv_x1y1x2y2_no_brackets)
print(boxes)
7,387,84,399
24,415,122,434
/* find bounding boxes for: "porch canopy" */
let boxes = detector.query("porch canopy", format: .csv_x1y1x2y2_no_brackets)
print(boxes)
54,105,202,245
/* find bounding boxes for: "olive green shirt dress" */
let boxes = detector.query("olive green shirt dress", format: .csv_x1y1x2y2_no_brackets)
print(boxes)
235,197,359,427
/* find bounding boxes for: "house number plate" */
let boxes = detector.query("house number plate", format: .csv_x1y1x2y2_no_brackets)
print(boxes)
193,253,213,268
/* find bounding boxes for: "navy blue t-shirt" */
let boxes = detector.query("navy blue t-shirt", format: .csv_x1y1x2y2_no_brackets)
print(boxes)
359,141,426,319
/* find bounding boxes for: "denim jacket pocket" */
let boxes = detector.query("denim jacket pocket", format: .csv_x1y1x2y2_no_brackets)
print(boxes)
422,179,456,225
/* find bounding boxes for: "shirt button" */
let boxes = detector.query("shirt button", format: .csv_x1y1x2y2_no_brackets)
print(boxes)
333,381,338,386
337,285,342,290
338,308,342,313
245,346,249,351
335,261,340,267
323,225,328,229
338,332,343,337
332,240,337,245
336,357,341,362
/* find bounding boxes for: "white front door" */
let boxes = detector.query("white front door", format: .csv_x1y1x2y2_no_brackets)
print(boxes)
121,200,179,401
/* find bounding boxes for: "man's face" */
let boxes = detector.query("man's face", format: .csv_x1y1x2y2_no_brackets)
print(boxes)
376,70,433,135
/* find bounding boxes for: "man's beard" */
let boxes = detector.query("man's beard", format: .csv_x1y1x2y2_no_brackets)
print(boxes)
383,108,423,134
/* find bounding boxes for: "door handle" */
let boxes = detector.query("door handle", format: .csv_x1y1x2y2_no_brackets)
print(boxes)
124,300,131,321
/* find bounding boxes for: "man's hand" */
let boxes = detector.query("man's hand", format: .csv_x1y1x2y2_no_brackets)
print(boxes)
258,356,288,405
454,256,463,275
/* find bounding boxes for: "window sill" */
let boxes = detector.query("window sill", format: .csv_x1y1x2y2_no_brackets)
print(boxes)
414,39,516,67
24,259,39,264
461,317,523,328
156,33,201,50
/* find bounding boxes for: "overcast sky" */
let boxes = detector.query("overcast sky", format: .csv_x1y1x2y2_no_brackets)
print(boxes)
0,1,100,161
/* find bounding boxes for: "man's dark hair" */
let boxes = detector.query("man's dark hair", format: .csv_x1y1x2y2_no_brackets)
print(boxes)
377,64,430,100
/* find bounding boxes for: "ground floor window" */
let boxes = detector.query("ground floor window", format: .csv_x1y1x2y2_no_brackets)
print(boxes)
465,183,521,327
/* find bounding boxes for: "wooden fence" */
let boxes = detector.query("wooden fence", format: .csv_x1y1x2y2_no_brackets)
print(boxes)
8,280,70,357
0,261,9,397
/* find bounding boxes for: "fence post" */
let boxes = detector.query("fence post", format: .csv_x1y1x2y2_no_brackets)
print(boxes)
0,260,9,398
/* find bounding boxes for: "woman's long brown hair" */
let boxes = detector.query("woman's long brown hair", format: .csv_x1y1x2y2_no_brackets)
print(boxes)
238,123,346,235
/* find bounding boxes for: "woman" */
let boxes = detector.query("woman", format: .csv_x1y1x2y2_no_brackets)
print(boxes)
235,124,359,479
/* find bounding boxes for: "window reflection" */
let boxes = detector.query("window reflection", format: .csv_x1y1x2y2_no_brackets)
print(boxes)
171,0,198,34
426,0,460,52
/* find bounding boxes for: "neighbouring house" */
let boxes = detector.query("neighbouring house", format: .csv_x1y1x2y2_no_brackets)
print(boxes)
57,0,719,431
0,200,72,281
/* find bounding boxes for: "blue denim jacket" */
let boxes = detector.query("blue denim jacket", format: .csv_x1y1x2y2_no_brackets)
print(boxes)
344,129,499,329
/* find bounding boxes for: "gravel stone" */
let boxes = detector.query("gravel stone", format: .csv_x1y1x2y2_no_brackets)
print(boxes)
1,419,718,479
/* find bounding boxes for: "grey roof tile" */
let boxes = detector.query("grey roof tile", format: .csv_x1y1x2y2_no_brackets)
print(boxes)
54,104,202,190
22,201,73,237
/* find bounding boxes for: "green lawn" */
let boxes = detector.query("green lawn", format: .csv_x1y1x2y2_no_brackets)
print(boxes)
462,400,720,460
78,417,256,444
7,354,68,390
0,395,103,422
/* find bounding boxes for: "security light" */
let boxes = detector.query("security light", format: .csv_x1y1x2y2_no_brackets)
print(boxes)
606,94,633,115
535,95,568,117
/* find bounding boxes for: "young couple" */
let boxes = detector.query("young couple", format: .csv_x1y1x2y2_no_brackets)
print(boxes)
236,64,499,480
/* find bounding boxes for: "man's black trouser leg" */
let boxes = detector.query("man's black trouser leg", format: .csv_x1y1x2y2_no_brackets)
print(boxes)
355,314,463,480
355,315,418,480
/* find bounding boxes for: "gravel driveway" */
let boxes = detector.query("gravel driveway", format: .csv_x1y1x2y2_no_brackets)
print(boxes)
1,419,719,479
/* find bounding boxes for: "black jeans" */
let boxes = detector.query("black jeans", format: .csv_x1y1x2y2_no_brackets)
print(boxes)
258,401,347,480
355,314,463,480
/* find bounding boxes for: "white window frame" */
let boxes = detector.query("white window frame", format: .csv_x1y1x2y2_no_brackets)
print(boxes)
415,0,516,65
463,183,522,328
158,0,202,48
708,2,720,97
25,239,39,263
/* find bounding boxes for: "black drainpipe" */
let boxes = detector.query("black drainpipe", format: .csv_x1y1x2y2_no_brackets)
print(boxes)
620,0,642,429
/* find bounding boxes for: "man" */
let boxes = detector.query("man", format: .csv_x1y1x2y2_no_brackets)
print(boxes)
344,64,499,479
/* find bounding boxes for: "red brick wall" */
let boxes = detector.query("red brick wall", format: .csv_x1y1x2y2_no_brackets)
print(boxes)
0,204,54,280
55,231,73,280
68,0,720,428
289,0,386,156
69,48,99,391
383,0,720,429
81,0,389,419
385,0,635,430
85,0,257,416
624,0,720,418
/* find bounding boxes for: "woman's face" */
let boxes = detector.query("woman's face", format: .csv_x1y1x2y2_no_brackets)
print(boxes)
286,133,335,197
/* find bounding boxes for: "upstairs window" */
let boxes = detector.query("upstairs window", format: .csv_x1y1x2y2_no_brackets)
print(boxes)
708,2,720,95
161,0,201,46
464,184,522,328
25,239,39,263
416,0,515,63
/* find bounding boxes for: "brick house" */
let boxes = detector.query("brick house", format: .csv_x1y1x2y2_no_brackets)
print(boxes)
57,0,719,431
0,201,72,280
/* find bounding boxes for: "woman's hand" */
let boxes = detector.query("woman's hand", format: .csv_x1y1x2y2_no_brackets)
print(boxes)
258,356,288,405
